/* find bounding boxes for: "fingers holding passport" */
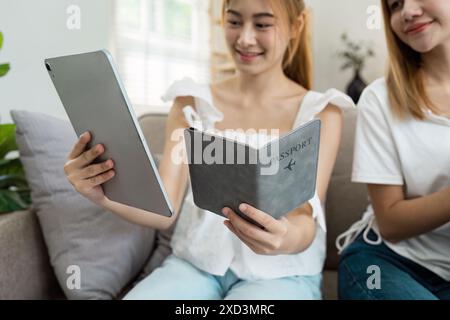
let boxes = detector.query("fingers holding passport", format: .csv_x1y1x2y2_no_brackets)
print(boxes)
222,204,289,255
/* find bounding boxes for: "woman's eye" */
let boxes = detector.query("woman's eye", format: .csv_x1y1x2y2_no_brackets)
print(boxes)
227,20,241,27
389,0,402,11
255,23,273,30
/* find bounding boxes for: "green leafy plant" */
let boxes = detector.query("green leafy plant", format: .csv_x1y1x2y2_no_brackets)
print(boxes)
0,125,31,213
0,32,29,213
337,33,374,73
0,31,10,77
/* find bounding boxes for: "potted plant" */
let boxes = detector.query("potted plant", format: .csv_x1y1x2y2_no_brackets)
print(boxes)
0,32,10,77
337,33,374,103
0,125,32,213
0,31,31,213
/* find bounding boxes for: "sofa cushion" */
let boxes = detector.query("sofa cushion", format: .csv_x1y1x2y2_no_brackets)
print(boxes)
325,108,369,269
0,210,62,299
11,110,157,300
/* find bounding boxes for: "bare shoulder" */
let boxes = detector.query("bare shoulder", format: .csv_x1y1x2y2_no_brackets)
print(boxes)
317,103,343,122
316,104,344,137
171,96,195,112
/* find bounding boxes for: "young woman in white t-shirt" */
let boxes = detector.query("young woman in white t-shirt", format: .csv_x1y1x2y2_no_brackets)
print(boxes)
63,0,354,299
337,0,450,300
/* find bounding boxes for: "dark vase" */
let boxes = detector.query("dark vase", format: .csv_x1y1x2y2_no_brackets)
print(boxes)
346,70,367,104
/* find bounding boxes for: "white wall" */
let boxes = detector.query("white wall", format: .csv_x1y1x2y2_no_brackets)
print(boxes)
0,0,113,124
309,0,388,92
0,0,388,124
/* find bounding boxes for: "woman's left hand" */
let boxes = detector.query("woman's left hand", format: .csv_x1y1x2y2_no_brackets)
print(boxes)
222,203,291,255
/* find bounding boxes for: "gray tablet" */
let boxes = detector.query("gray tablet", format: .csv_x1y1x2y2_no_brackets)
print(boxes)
45,49,173,217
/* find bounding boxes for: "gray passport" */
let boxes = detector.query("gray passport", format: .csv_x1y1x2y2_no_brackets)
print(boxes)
184,119,321,224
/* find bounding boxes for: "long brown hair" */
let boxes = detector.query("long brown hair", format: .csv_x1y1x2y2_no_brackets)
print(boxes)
381,0,438,119
222,0,313,90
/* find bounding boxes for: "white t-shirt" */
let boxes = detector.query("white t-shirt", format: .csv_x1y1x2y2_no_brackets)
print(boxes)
162,77,355,280
350,78,450,281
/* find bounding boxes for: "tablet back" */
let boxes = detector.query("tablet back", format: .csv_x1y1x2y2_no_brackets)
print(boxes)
45,50,173,217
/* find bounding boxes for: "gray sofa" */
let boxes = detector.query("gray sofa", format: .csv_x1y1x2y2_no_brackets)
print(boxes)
0,109,368,300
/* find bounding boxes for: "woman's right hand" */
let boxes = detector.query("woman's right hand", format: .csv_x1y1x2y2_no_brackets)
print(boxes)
63,131,115,206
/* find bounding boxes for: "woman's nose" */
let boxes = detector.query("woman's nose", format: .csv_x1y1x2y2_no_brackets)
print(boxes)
237,24,257,47
401,0,424,22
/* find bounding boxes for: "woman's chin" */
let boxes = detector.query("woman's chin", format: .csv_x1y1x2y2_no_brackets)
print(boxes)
234,62,264,75
408,40,439,54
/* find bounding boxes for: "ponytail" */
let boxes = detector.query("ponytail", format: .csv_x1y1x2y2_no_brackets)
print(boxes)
283,8,313,90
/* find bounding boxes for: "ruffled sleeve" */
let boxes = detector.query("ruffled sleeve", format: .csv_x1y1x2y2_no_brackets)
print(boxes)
161,77,224,130
295,88,355,125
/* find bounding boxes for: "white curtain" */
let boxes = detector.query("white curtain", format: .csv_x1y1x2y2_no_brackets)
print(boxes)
112,0,211,114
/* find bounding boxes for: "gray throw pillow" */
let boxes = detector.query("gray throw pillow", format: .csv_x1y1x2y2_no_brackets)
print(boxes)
10,110,156,300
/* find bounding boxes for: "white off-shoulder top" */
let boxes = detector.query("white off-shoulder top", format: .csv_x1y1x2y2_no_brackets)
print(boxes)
161,77,354,280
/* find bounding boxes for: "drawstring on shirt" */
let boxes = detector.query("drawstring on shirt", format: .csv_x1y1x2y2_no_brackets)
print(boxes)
335,213,382,254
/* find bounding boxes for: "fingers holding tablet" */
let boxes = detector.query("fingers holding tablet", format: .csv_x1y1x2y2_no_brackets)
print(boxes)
68,131,91,160
64,131,115,204
80,159,115,181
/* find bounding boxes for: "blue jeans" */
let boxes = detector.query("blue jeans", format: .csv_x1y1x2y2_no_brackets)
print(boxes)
338,230,450,300
124,255,322,300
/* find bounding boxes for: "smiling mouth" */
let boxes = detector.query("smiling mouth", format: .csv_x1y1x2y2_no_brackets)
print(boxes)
405,21,435,35
236,50,264,61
